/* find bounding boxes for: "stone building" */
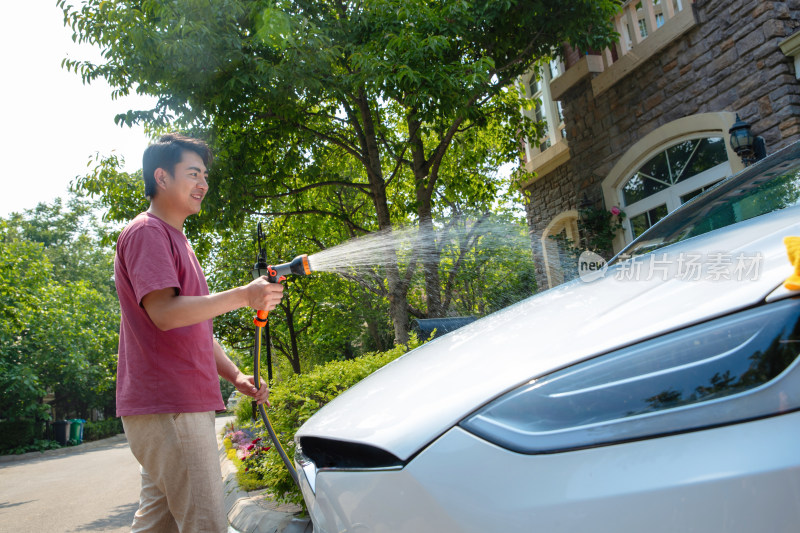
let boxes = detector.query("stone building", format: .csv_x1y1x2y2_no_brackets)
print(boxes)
521,0,800,290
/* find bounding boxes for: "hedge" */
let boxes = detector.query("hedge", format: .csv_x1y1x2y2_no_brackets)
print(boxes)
83,418,123,441
231,335,423,505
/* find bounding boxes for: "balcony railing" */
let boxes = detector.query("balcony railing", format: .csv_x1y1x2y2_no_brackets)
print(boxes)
604,0,686,67
550,0,698,99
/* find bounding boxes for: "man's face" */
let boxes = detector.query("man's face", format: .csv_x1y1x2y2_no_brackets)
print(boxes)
157,150,209,217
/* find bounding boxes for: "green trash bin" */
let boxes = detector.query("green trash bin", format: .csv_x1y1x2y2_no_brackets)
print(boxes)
68,419,85,444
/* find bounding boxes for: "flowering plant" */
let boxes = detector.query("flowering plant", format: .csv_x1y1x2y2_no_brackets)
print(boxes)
237,436,272,462
227,430,250,445
223,428,271,470
578,204,626,255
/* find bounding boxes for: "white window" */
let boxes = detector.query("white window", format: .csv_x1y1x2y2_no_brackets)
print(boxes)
523,61,567,160
619,137,731,240
638,17,648,39
532,101,549,151
557,102,567,140
549,59,561,80
625,0,683,49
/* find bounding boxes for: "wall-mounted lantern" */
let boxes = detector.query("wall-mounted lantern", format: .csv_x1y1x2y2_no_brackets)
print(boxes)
728,114,767,166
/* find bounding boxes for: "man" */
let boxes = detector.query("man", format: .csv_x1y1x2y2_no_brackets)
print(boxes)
114,133,283,532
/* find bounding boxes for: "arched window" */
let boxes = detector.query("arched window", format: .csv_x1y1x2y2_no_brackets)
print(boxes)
601,113,745,252
621,136,730,240
541,210,579,289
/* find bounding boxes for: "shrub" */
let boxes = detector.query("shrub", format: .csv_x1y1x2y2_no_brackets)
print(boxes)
0,419,39,452
3,438,62,455
234,395,255,425
244,336,423,506
83,417,123,441
220,377,236,407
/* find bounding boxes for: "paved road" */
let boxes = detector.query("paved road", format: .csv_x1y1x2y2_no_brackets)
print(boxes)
0,417,235,533
0,435,140,532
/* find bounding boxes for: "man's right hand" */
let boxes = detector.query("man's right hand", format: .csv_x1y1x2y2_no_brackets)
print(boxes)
245,276,284,312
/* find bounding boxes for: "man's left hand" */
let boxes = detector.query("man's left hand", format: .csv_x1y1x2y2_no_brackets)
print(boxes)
234,374,270,406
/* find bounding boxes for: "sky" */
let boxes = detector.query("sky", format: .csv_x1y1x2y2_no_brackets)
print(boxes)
0,2,156,218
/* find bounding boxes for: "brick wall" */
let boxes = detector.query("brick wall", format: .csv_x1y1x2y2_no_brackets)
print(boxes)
526,161,577,286
525,0,800,290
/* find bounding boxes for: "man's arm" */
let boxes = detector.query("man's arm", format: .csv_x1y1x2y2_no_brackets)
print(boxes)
141,276,283,331
214,339,270,405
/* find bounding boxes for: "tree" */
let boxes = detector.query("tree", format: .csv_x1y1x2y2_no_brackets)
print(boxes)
437,213,538,317
25,279,119,419
0,196,119,424
62,0,621,343
7,196,116,293
0,232,52,422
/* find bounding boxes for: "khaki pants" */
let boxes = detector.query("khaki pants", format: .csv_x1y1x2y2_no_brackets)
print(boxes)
122,412,226,533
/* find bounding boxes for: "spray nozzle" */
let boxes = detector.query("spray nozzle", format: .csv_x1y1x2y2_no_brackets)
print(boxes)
251,224,313,282
265,254,312,282
252,253,311,282
252,254,310,322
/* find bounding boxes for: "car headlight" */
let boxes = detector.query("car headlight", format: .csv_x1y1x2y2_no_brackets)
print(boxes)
461,298,800,454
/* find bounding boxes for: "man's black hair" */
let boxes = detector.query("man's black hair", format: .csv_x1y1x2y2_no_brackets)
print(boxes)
142,133,213,199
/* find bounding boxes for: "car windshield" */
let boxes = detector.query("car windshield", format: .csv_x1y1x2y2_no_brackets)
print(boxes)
614,142,800,261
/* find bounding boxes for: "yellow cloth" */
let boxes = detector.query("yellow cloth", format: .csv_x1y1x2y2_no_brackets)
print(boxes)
784,236,800,290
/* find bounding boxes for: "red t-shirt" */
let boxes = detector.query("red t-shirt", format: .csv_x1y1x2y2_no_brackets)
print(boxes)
114,212,224,416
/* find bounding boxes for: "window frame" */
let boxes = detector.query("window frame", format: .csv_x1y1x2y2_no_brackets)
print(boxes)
601,113,745,254
620,136,731,241
522,63,567,161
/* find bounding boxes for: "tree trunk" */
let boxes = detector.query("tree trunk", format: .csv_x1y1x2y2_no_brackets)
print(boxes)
278,296,302,374
353,89,410,344
408,114,442,318
360,294,390,352
364,316,385,351
419,212,442,317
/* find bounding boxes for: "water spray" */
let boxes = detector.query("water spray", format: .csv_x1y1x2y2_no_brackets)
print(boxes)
250,222,313,489
243,218,534,488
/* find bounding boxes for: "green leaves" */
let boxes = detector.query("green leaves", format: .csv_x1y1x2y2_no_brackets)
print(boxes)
71,153,148,244
255,6,295,50
60,0,622,343
0,196,119,423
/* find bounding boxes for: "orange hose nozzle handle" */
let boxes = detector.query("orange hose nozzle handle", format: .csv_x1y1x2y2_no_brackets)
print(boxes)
254,309,269,326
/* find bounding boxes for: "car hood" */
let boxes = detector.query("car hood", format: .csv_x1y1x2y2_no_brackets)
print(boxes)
296,208,800,461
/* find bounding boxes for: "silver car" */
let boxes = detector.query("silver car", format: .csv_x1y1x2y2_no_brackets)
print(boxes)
295,141,800,533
